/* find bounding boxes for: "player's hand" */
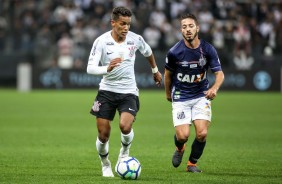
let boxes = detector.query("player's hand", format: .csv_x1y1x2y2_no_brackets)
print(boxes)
166,97,172,102
107,58,123,72
153,71,162,87
204,87,218,100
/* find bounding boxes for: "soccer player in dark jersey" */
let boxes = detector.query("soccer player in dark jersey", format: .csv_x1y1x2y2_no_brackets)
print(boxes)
164,13,224,173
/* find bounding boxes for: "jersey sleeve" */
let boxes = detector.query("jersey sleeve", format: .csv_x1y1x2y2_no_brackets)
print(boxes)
87,38,108,75
208,45,222,73
165,50,176,72
137,36,152,57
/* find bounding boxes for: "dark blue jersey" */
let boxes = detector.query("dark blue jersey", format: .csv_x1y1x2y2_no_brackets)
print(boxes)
165,39,222,102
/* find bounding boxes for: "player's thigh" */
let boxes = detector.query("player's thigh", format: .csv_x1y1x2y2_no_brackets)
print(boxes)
96,118,111,141
117,94,139,117
90,90,117,121
192,97,212,122
172,101,192,127
193,119,210,141
175,124,190,141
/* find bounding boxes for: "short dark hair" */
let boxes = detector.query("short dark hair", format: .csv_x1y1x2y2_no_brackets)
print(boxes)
111,7,132,21
180,13,199,25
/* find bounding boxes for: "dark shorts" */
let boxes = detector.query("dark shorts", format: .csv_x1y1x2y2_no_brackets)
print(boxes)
90,90,140,121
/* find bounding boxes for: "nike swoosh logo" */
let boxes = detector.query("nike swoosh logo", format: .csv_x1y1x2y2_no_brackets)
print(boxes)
107,52,113,55
129,108,135,111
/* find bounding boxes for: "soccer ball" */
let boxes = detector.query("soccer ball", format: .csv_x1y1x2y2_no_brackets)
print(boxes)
115,156,141,180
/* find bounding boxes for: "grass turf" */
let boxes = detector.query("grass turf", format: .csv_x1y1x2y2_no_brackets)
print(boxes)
0,89,281,184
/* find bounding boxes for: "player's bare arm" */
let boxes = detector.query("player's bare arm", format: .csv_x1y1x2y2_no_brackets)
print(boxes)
164,69,172,102
146,54,162,87
205,71,224,100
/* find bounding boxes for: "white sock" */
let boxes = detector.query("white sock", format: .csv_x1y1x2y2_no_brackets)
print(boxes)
121,129,134,150
96,137,109,158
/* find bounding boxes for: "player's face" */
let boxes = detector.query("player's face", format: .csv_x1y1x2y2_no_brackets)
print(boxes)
181,18,199,43
111,16,131,41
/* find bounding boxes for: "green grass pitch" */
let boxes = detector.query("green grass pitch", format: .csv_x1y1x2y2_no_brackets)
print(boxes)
0,89,281,184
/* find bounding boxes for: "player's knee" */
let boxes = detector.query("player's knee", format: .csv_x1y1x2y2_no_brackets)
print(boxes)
119,123,132,134
196,131,208,142
98,135,109,143
178,137,188,143
98,130,110,143
176,133,189,143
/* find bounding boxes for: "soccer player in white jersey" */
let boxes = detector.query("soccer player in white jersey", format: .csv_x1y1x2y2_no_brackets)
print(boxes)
87,6,162,177
164,13,224,173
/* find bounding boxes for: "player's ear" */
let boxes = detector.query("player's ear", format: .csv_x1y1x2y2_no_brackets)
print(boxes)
197,25,200,33
110,19,115,27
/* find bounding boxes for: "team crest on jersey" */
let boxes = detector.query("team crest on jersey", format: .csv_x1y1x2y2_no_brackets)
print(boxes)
128,46,136,57
199,56,206,67
92,101,101,112
198,48,206,67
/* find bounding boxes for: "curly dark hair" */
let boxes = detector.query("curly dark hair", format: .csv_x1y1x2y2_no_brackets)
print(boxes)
180,13,199,25
111,7,132,21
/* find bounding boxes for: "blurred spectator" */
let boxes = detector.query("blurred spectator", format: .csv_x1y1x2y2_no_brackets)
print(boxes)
249,17,262,54
57,33,74,69
260,45,274,67
233,18,251,57
198,6,214,42
11,17,24,51
169,0,187,19
34,24,55,68
211,21,230,67
223,21,234,52
0,13,7,51
275,19,282,53
0,0,281,70
149,8,167,29
212,21,225,50
258,15,276,52
160,20,179,49
232,18,254,70
143,23,161,51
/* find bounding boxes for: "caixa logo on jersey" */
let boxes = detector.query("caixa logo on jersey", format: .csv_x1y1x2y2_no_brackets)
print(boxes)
177,72,207,83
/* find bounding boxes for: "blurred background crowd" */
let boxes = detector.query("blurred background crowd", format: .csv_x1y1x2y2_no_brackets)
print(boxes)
0,0,281,70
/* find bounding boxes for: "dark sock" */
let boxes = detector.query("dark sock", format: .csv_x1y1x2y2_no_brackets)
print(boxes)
99,152,109,158
121,141,131,147
174,134,185,150
189,138,206,164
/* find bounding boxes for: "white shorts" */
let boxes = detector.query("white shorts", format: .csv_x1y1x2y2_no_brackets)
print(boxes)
172,97,212,127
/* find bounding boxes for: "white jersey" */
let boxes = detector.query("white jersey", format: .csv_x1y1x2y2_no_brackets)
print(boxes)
87,31,152,96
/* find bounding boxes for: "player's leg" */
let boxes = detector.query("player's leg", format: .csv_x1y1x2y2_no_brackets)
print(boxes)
172,124,190,167
171,101,192,167
115,94,139,170
186,119,209,173
187,97,211,173
96,118,114,177
90,90,117,177
118,112,135,159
